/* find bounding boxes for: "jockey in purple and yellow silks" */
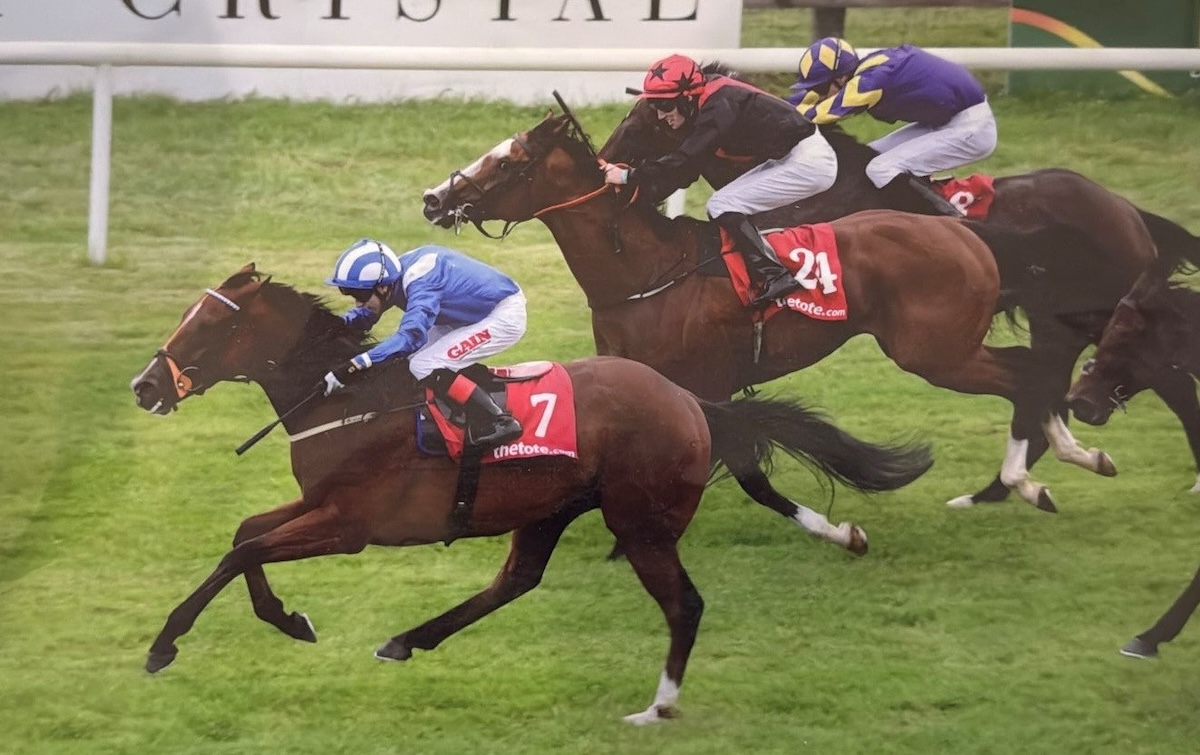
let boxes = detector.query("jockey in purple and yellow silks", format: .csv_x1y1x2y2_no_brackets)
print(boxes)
789,38,998,216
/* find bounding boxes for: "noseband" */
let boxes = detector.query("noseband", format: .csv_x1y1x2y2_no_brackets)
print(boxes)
157,288,245,400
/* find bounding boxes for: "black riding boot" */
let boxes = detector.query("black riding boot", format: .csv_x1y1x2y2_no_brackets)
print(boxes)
715,212,801,307
902,174,964,217
429,369,522,448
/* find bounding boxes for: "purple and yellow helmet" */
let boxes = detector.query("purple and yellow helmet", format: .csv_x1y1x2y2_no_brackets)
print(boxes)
791,37,860,92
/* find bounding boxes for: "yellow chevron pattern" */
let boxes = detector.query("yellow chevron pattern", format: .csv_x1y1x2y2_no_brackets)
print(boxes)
839,76,884,109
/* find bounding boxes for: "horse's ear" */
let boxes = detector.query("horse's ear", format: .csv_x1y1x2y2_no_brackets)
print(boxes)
240,262,256,274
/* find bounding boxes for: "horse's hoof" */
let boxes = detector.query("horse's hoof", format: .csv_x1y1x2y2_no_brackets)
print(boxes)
1119,637,1158,659
1095,451,1118,477
374,638,413,662
145,650,177,674
945,494,975,509
1034,488,1058,514
623,705,680,725
288,612,318,643
845,524,869,556
1188,477,1200,494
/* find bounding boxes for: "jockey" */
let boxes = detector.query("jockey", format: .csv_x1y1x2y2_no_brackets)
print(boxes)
603,53,838,307
789,37,997,216
323,238,528,448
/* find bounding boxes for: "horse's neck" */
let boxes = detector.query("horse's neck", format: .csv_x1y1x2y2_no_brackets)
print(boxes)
255,299,373,420
537,190,696,308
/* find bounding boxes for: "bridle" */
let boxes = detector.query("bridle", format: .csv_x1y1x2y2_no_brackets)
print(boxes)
156,287,250,401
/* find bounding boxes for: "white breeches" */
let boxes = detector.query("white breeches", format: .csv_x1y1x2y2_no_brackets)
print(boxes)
408,291,527,379
705,129,838,217
865,99,998,188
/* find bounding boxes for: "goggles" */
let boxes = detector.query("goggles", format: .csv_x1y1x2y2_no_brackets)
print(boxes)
339,286,376,304
647,96,685,113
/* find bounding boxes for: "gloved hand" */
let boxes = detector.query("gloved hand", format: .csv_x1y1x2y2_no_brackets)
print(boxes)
322,360,361,396
601,161,630,186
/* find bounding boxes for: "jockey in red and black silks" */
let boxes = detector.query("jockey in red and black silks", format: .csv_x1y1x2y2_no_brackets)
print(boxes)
601,53,838,307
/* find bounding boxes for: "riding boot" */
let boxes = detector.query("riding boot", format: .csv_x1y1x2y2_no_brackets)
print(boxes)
714,212,801,307
430,369,522,448
903,174,964,217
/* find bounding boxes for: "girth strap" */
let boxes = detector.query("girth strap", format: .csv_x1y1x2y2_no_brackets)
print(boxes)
444,445,484,546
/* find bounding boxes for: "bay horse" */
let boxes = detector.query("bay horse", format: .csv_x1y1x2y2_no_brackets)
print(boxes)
421,112,1123,513
128,264,932,723
603,93,1200,500
1065,271,1200,658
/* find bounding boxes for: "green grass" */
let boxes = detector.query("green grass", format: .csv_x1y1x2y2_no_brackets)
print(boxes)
4,7,1200,754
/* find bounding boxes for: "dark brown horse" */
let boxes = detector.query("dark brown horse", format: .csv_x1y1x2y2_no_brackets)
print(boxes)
128,264,932,722
1066,272,1200,658
421,113,1123,513
1068,270,1200,490
603,95,1200,501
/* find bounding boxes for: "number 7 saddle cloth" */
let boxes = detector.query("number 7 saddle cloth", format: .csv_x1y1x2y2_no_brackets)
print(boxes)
416,361,579,463
718,222,849,322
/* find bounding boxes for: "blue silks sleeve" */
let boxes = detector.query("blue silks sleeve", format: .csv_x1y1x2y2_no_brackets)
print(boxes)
352,277,443,368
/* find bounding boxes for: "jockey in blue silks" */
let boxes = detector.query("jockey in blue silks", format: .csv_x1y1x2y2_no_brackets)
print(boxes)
789,37,998,216
323,238,527,447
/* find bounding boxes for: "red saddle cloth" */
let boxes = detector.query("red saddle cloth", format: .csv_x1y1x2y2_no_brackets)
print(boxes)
721,222,849,322
933,174,996,219
425,361,579,464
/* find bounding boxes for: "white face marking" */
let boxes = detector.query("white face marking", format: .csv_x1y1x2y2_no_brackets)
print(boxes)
426,137,517,198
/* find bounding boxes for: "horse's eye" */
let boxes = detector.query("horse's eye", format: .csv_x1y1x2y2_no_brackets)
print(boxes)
498,158,511,171
1080,358,1095,376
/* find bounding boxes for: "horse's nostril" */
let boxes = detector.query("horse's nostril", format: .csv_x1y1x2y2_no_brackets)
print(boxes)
423,192,441,211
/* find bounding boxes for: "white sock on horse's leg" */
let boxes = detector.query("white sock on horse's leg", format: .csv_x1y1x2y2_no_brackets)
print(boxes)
1043,414,1115,475
623,670,681,725
791,504,847,544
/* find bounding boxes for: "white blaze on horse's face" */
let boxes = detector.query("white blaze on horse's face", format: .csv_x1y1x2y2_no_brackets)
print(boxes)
427,137,527,203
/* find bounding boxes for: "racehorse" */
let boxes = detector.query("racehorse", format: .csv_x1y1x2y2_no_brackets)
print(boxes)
1067,269,1200,489
128,264,933,723
421,111,1124,513
602,92,1200,499
1065,271,1200,658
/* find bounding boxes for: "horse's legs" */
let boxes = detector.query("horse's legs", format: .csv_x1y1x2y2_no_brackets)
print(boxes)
619,541,704,725
1041,411,1118,476
887,343,1054,509
1146,370,1200,492
732,470,868,555
374,500,590,661
1121,563,1200,659
232,497,320,643
146,505,363,673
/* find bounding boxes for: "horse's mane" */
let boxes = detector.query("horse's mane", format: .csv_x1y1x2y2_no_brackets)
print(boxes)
229,276,380,385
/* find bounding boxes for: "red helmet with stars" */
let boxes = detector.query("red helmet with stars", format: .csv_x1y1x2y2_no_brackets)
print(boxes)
640,54,705,99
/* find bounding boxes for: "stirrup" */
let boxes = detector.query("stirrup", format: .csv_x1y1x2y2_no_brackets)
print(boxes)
467,415,522,447
749,275,802,307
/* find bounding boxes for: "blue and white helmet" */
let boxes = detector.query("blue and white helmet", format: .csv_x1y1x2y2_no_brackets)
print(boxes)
326,238,402,289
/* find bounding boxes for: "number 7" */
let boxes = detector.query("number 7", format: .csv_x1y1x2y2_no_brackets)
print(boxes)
529,393,557,438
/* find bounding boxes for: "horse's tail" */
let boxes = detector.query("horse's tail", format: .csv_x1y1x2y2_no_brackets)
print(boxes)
1137,208,1200,275
699,396,933,495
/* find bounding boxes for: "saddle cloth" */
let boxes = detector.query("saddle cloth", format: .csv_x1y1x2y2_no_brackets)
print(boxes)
933,174,996,219
719,222,849,322
417,361,579,463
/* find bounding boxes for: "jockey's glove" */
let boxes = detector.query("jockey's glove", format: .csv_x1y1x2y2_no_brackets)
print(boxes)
601,161,630,186
322,360,362,396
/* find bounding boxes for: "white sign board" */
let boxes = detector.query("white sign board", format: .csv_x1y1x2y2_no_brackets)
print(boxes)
0,1,742,103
